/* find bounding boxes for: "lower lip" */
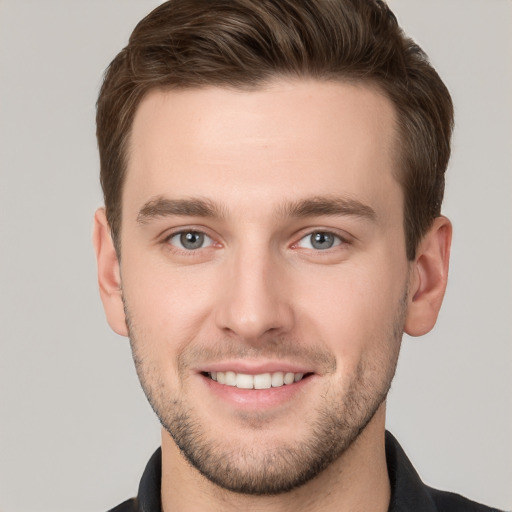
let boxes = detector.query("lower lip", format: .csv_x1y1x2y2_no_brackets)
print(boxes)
200,373,314,410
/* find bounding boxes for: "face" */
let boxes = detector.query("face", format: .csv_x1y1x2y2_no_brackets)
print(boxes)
115,80,412,494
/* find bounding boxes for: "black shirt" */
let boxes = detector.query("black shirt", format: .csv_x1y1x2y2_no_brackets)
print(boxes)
109,431,503,511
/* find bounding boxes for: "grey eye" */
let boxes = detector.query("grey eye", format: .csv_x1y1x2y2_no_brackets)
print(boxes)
169,231,212,250
298,231,342,250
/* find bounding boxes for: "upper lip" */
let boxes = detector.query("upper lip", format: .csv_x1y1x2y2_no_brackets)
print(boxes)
197,360,314,375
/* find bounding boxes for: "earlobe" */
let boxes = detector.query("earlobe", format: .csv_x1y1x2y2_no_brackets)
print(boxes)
404,216,452,337
92,208,129,337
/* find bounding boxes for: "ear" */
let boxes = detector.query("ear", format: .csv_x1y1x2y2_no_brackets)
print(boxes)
404,216,452,337
92,208,128,337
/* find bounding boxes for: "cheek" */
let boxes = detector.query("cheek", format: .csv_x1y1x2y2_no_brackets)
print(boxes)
293,260,406,357
121,256,217,359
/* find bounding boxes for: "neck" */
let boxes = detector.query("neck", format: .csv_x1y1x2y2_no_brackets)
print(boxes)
160,404,390,512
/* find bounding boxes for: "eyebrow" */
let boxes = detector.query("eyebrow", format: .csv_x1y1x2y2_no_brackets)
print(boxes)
136,195,376,224
137,197,226,224
280,196,377,221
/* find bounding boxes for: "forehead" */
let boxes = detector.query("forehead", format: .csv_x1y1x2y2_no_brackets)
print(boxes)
124,79,400,223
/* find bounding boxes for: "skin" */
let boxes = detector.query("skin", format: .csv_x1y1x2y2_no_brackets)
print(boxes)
94,79,451,511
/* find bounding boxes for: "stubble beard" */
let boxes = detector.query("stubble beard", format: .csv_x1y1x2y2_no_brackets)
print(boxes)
124,293,406,496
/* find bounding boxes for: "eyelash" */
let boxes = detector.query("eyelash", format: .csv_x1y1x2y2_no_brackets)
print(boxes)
161,228,351,254
293,231,348,251
163,228,217,254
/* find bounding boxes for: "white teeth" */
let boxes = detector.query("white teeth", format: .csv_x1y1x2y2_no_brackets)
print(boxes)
236,373,254,389
271,372,284,387
283,372,295,385
253,373,272,389
209,371,306,389
225,371,237,386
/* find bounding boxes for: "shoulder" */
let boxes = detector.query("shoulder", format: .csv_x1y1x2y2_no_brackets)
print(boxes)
427,486,505,512
107,497,139,512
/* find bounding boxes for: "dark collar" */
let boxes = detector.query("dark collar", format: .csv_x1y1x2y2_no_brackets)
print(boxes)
125,431,499,512
137,448,162,512
385,430,437,511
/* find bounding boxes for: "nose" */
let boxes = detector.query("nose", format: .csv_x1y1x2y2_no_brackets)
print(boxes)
214,244,294,342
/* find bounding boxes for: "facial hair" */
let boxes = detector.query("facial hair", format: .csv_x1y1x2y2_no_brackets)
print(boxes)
124,290,407,495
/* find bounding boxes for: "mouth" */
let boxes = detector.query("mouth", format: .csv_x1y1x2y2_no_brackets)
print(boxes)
203,371,312,389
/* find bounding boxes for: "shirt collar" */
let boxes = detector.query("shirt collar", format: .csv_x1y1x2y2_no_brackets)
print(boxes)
137,448,162,512
385,431,437,511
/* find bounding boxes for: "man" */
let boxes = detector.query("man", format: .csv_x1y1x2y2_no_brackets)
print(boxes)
93,1,502,510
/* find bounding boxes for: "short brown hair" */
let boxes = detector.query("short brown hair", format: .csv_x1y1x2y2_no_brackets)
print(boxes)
96,0,453,260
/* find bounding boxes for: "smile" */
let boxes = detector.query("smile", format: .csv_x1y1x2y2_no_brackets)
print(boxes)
208,371,306,389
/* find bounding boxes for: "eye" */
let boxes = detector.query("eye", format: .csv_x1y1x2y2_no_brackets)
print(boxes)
296,231,343,250
167,230,214,250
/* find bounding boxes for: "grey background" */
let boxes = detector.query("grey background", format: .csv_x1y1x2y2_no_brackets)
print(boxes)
0,1,510,510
